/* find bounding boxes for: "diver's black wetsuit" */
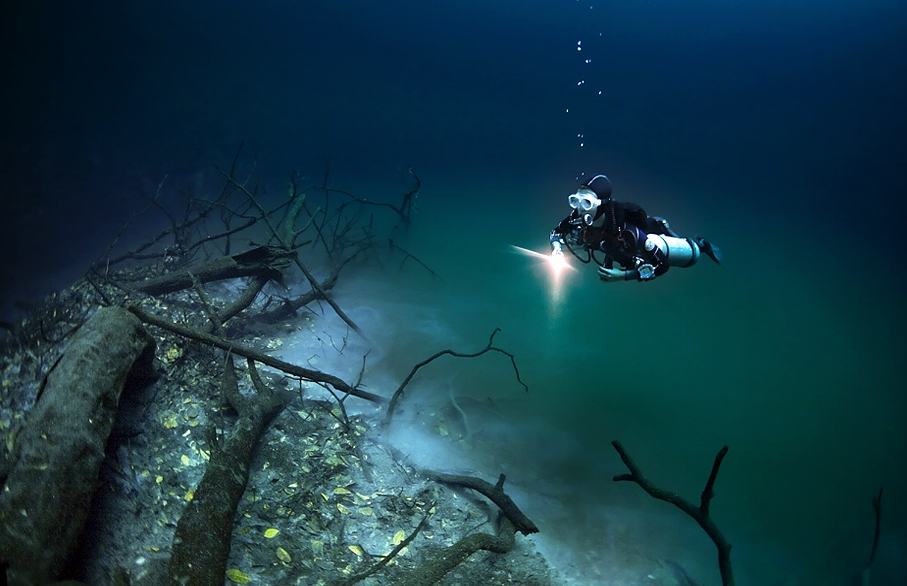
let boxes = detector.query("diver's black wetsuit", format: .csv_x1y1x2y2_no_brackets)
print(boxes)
551,201,677,278
550,173,720,281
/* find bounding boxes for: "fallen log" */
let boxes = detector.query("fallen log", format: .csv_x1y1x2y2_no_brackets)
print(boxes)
168,357,293,585
133,245,291,295
0,307,155,586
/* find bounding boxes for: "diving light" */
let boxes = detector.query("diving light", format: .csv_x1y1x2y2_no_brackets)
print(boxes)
509,244,575,275
548,249,569,275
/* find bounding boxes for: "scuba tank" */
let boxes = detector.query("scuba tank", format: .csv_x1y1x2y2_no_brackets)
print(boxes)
643,234,701,267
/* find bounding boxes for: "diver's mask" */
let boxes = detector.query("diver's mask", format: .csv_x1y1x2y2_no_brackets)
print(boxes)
568,188,606,227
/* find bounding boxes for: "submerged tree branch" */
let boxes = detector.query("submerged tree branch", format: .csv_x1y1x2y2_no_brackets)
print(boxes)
611,441,734,586
397,514,516,586
860,486,884,584
340,503,434,585
425,471,538,536
219,169,364,337
392,471,535,586
383,328,528,426
132,245,291,295
167,354,292,585
253,247,363,324
127,305,385,404
325,167,421,227
389,238,441,280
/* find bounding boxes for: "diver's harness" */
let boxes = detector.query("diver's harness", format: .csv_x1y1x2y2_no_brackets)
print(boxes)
551,210,700,281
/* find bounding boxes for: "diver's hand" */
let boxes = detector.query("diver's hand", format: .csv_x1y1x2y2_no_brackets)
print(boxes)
551,241,564,256
598,265,634,282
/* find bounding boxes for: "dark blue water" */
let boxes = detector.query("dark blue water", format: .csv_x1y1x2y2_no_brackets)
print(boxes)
3,1,905,583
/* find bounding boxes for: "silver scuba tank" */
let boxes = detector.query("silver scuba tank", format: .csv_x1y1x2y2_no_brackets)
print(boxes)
644,234,701,267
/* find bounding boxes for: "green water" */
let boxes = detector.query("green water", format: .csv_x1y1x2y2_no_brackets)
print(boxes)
351,184,906,584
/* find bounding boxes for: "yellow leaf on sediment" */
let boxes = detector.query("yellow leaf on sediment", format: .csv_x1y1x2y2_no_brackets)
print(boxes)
226,568,252,584
392,530,406,545
276,546,292,563
263,527,280,538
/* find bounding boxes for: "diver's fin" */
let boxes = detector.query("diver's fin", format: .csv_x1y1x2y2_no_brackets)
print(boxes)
695,237,722,264
649,216,680,238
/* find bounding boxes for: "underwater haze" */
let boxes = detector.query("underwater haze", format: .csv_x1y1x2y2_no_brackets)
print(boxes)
3,0,906,584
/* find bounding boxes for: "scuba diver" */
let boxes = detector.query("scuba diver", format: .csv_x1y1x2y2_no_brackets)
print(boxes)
549,174,721,281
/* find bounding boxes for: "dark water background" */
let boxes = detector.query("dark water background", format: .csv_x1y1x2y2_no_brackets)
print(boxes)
3,0,906,583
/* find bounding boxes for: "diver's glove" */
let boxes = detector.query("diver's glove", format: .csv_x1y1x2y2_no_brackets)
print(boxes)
598,265,635,282
551,240,565,257
598,259,657,282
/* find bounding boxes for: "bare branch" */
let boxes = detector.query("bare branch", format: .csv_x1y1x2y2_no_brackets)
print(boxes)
425,471,538,535
324,167,421,227
612,441,734,586
865,487,884,571
128,305,384,404
341,503,434,585
383,328,528,426
203,275,269,333
253,247,364,324
188,271,225,336
218,169,364,337
390,239,441,280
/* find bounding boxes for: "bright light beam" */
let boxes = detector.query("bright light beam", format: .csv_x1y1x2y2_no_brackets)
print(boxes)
509,245,577,275
509,244,576,312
